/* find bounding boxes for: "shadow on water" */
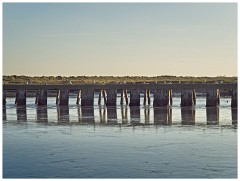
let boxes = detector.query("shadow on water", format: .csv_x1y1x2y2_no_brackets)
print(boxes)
130,106,141,125
206,107,219,125
3,106,7,121
57,106,69,123
232,108,238,125
107,106,117,124
78,106,95,124
154,106,172,125
181,106,195,125
36,106,48,123
16,106,27,122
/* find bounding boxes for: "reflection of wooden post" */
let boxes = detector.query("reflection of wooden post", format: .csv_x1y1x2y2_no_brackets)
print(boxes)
3,90,6,105
98,90,102,105
106,89,117,106
59,88,69,106
124,89,129,105
206,89,220,107
181,89,195,107
129,89,140,106
231,89,237,108
153,89,169,107
76,90,81,105
81,89,94,106
36,89,47,106
15,89,26,106
206,107,219,125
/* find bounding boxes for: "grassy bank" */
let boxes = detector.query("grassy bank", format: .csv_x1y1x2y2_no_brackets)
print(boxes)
3,75,237,85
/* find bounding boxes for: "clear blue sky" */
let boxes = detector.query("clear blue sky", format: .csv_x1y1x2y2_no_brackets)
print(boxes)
3,3,237,76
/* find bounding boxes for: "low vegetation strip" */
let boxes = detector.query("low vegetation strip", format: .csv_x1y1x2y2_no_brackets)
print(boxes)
3,75,237,85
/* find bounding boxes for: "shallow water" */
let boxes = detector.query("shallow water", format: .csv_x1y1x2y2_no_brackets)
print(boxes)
2,95,238,178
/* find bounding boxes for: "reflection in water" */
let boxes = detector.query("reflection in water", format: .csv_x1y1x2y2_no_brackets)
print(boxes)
121,105,128,124
3,106,6,121
231,108,238,125
16,106,27,121
99,106,106,124
107,106,117,123
144,106,150,125
36,106,48,123
79,106,95,123
154,107,172,125
130,106,140,124
181,107,195,125
206,107,219,125
57,106,69,123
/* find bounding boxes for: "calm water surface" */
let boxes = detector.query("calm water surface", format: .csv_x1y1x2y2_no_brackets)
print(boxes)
3,95,238,178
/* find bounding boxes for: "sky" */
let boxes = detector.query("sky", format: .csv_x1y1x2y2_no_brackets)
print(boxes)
2,3,238,76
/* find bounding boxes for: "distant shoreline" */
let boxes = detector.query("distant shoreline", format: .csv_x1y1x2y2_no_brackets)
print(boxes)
3,75,237,85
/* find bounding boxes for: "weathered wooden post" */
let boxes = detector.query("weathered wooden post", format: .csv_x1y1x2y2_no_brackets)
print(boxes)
36,89,47,106
124,89,129,105
120,90,124,105
206,89,220,107
231,89,237,108
169,89,173,105
129,89,140,106
59,88,69,106
3,90,6,106
180,89,195,107
144,89,151,105
98,90,102,105
106,89,117,106
15,89,26,106
76,90,81,105
56,90,60,105
153,89,170,107
102,90,107,105
81,89,94,106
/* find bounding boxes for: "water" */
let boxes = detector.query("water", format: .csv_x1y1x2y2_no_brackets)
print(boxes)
2,94,238,178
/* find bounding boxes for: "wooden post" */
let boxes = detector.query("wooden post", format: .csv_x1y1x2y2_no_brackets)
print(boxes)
3,90,6,106
206,89,220,107
81,89,94,106
59,88,69,106
56,90,60,105
124,89,129,105
180,89,195,107
231,89,237,108
169,89,173,105
15,89,26,106
120,90,124,105
129,89,140,106
98,90,102,105
106,89,117,106
76,90,81,105
36,89,47,106
102,90,107,105
153,89,170,107
147,89,151,105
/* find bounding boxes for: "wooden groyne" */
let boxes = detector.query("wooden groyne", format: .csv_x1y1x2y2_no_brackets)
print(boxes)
2,83,238,108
